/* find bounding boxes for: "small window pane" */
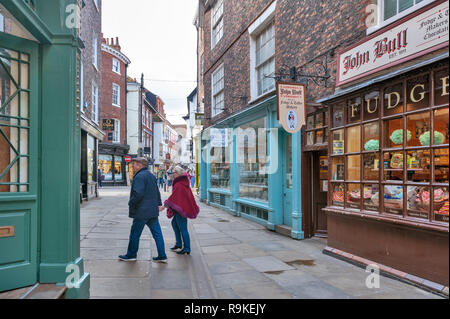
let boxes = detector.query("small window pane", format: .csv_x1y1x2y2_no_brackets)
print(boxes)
348,97,361,124
363,153,380,181
407,186,430,220
434,186,449,223
332,103,345,128
407,74,430,112
347,184,361,209
332,183,345,207
434,70,449,106
384,118,405,148
364,184,380,212
364,91,380,121
315,113,324,128
407,111,430,147
384,83,404,116
433,108,449,145
384,0,397,20
399,0,414,12
407,150,430,182
434,148,449,184
363,122,379,151
347,126,361,153
332,157,345,181
307,115,314,130
347,155,361,181
306,131,314,145
384,152,404,181
384,185,404,215
332,129,344,155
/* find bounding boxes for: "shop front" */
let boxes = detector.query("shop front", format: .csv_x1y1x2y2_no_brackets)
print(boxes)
0,0,90,297
201,95,303,239
98,143,129,186
318,0,449,287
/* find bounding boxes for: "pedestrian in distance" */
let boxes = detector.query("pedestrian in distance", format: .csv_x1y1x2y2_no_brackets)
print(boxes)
97,166,103,188
162,165,200,255
119,157,168,263
157,167,165,190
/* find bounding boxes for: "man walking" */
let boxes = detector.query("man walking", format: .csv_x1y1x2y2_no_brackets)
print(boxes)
119,158,168,263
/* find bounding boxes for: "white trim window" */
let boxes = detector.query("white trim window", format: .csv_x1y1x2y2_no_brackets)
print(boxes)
112,58,121,74
112,83,120,107
93,36,98,69
211,64,225,118
211,0,224,48
0,12,4,32
368,0,435,34
113,119,120,143
91,83,99,123
255,22,275,97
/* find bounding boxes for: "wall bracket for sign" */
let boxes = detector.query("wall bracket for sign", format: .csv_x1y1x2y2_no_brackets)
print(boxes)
269,55,331,89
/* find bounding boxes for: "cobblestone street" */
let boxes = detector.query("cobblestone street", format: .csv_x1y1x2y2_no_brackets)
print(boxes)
80,187,443,299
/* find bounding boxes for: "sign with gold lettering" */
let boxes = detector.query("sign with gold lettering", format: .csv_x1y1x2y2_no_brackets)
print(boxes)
277,82,306,134
337,0,449,86
102,119,115,131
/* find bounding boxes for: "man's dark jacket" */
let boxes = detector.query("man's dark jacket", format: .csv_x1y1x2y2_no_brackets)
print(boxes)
128,168,162,221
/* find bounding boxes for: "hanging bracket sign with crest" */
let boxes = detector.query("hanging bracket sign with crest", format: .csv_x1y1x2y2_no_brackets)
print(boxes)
277,82,306,134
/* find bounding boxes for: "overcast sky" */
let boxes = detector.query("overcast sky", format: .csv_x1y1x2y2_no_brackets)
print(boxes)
102,0,198,125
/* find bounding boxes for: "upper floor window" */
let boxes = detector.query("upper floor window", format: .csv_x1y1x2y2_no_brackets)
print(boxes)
113,119,120,143
112,83,120,106
93,36,98,69
369,0,436,33
212,64,224,118
256,22,275,97
211,0,224,48
112,58,121,74
91,84,99,123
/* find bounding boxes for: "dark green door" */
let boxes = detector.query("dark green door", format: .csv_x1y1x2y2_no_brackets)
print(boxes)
0,32,39,292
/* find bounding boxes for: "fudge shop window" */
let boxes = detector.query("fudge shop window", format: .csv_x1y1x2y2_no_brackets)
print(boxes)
328,65,449,224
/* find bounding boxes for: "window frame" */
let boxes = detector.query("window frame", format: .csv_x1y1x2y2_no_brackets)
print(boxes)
112,83,120,107
211,0,224,48
367,0,436,35
112,57,121,74
91,83,99,124
211,63,225,118
327,64,449,227
92,36,98,70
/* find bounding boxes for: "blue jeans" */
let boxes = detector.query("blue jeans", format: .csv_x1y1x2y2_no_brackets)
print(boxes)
127,218,167,259
158,178,164,188
171,213,190,253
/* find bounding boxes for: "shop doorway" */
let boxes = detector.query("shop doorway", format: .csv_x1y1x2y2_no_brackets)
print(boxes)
311,151,328,237
282,133,293,227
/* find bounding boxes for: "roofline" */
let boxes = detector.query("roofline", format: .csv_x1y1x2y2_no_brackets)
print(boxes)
101,43,132,65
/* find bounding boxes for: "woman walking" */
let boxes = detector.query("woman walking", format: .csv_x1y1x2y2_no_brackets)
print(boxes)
163,166,200,255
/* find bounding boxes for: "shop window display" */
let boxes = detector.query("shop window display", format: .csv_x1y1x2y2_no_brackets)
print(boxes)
238,118,269,202
305,109,328,146
210,144,230,189
328,66,449,225
99,155,113,181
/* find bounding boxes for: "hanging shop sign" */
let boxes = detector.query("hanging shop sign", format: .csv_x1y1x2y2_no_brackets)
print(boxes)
102,119,115,131
277,82,306,134
337,0,449,86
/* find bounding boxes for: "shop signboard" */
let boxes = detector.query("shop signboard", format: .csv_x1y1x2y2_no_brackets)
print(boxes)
210,128,228,147
277,82,306,134
102,119,115,131
337,0,449,86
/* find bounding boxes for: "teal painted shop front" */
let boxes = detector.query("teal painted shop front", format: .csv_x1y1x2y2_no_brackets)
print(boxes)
200,96,304,239
0,0,89,297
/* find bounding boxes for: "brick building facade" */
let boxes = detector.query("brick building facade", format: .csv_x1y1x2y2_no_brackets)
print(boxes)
98,37,131,186
80,0,104,200
198,0,449,289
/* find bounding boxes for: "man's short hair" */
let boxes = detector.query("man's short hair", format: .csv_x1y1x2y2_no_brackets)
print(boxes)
131,157,148,167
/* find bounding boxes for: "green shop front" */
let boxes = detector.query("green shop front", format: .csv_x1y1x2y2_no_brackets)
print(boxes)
200,95,304,239
0,0,89,297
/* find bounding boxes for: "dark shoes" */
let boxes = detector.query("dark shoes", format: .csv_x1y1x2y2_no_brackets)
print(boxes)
170,245,182,251
176,249,190,255
152,256,168,263
119,255,137,261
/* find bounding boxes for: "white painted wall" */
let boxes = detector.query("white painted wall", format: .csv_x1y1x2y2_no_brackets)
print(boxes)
127,82,140,156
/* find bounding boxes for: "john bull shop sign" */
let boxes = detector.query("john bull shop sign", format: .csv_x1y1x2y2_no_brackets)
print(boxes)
337,0,449,86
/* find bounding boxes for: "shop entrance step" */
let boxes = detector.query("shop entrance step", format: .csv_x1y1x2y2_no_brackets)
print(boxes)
275,224,292,237
0,283,67,299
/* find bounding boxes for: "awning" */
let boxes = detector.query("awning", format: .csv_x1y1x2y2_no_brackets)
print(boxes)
317,52,449,104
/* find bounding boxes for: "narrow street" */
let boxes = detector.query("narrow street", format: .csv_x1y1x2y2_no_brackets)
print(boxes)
80,187,442,299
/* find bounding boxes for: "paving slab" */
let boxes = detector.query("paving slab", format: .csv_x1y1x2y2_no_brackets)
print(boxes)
286,280,355,299
226,243,268,258
212,270,272,289
242,256,296,273
81,238,151,248
150,269,192,290
151,289,194,299
84,260,150,278
81,247,151,261
250,241,290,252
209,261,254,275
89,278,152,298
231,282,294,299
